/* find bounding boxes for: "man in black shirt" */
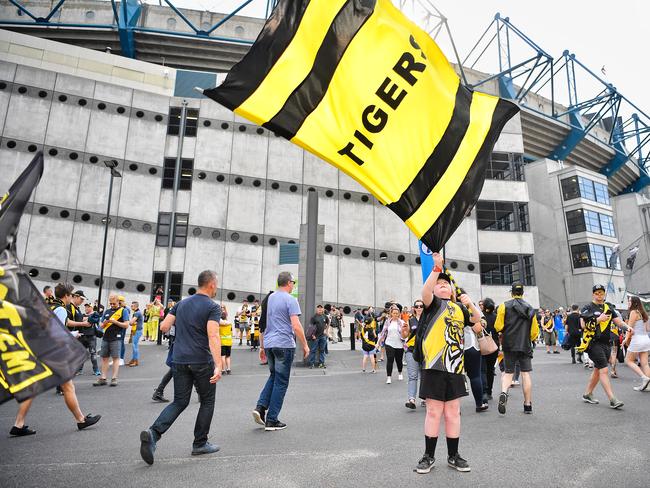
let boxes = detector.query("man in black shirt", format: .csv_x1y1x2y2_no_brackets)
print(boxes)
306,305,329,368
564,304,582,364
579,284,625,408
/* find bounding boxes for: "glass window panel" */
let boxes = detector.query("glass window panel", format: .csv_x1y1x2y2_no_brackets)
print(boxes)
590,244,607,268
599,214,615,237
594,182,610,205
479,254,534,285
578,177,596,201
571,243,591,269
584,210,601,233
566,209,586,233
561,177,580,201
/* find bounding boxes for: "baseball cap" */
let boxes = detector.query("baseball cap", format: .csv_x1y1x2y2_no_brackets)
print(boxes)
436,273,452,285
117,295,126,302
592,284,606,293
73,290,87,299
511,282,524,294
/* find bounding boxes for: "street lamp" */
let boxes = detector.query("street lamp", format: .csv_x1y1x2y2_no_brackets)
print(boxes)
97,160,121,311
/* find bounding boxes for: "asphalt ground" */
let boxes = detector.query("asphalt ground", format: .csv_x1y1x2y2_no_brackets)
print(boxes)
1,341,648,488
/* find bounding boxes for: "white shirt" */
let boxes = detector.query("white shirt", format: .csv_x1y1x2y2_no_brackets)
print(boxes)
384,319,404,348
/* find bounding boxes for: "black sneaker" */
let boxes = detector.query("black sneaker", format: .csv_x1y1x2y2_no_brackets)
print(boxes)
9,425,36,437
152,389,169,403
476,403,489,412
405,400,416,410
498,392,508,415
447,453,471,472
523,403,533,414
415,454,435,474
77,414,101,431
140,429,157,465
264,420,287,431
252,406,266,426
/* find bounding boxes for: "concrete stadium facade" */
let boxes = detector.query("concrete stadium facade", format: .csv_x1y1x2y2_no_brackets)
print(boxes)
0,1,635,316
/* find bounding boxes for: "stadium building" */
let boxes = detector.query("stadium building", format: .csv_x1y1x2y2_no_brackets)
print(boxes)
1,0,646,317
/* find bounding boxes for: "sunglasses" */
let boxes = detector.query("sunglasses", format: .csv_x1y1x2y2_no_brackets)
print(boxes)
413,305,423,308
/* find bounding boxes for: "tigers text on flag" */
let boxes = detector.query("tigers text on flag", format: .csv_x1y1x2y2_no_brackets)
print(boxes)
204,0,519,252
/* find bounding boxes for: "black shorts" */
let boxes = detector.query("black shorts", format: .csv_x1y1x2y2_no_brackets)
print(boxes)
419,369,468,402
221,345,232,357
503,351,533,373
587,341,611,370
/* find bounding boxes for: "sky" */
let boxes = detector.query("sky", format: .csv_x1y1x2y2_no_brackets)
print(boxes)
148,0,649,116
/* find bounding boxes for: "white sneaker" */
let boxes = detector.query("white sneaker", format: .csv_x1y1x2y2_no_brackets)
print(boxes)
398,374,403,381
637,376,650,391
386,377,391,384
119,359,124,366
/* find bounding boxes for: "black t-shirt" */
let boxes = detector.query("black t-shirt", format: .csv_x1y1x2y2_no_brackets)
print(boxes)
171,294,221,364
310,314,329,337
565,312,582,337
580,302,617,344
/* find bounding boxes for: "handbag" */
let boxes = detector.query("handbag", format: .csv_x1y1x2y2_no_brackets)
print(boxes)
476,328,498,356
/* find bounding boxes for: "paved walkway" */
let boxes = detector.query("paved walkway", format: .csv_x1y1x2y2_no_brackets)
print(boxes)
1,342,648,488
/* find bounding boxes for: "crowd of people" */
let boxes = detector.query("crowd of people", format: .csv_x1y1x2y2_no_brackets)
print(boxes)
8,260,650,477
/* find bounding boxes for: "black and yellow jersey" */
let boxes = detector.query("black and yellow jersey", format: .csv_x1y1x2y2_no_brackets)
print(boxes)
578,301,618,351
417,297,469,374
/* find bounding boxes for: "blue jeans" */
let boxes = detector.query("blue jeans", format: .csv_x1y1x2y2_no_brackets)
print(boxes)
257,348,295,422
150,363,216,448
131,329,142,360
120,333,126,360
405,351,419,400
307,335,327,366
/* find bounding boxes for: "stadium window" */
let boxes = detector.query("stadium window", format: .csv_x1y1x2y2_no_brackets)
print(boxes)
594,181,610,205
584,210,602,234
476,201,529,232
570,243,591,269
561,177,580,201
599,214,616,237
485,152,525,181
162,158,193,190
151,271,183,302
479,253,535,286
156,212,189,248
566,209,586,233
167,107,199,137
578,177,596,201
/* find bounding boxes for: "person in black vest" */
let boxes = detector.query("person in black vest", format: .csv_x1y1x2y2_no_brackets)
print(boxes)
494,282,539,415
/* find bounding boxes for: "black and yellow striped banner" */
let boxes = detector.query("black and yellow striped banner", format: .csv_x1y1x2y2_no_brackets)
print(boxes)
204,0,519,251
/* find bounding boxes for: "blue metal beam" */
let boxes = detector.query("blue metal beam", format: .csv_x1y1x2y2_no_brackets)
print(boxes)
116,0,141,58
548,112,585,160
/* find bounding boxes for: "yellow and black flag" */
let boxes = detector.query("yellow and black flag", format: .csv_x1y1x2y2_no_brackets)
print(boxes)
204,0,518,251
0,152,87,404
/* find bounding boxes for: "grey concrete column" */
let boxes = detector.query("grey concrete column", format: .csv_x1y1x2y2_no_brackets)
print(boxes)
298,189,324,323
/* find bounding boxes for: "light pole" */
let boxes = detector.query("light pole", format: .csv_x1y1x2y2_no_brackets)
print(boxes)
97,159,121,311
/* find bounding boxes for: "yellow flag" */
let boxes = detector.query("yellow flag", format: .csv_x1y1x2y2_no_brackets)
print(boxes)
204,0,518,251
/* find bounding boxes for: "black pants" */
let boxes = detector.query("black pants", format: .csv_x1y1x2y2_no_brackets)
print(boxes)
385,345,404,376
481,350,499,396
336,326,343,342
150,363,216,448
156,367,173,394
464,348,484,407
78,335,98,373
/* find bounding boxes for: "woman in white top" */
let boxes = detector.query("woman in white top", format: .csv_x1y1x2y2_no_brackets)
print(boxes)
624,296,650,391
378,305,407,384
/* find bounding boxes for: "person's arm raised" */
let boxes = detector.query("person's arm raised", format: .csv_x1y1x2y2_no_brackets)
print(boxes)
422,252,444,308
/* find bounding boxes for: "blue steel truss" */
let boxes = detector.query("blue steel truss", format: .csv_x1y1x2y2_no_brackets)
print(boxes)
2,0,277,55
462,13,650,193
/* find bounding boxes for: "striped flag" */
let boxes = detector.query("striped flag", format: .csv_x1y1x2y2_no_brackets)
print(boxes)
204,0,518,251
0,152,87,404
